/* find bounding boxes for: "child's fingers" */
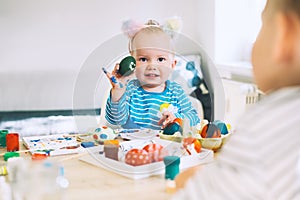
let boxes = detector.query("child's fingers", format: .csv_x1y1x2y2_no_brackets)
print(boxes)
112,64,121,78
159,112,177,129
102,67,118,87
158,115,166,125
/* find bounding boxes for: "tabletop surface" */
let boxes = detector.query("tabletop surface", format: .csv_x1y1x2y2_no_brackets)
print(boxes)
0,131,217,200
62,156,171,200
0,142,175,200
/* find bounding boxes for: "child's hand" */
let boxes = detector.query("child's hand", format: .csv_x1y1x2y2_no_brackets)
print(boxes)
158,111,176,129
103,64,135,102
103,64,134,89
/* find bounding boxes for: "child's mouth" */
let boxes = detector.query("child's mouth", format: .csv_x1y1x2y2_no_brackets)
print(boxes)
145,73,159,77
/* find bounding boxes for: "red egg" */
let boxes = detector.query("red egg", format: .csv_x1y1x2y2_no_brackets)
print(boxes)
125,149,151,166
143,144,164,162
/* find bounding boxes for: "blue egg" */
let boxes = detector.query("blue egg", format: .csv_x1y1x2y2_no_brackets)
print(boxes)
213,120,229,135
163,123,182,135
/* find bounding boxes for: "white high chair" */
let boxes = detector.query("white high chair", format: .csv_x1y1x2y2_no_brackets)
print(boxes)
77,34,225,130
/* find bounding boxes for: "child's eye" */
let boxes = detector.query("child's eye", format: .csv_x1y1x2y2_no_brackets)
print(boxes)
158,57,166,62
139,57,147,62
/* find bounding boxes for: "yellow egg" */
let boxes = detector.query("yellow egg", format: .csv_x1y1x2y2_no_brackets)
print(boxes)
160,103,170,112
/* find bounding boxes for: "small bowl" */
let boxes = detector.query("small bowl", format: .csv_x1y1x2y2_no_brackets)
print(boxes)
159,132,183,143
198,137,222,151
221,133,231,145
198,133,232,151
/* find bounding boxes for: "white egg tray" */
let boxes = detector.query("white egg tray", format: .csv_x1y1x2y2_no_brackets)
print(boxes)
79,137,214,179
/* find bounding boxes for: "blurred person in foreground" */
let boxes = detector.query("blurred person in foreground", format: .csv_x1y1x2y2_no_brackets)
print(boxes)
173,0,300,199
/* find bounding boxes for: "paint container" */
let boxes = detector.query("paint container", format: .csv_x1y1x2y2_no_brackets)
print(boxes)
104,143,119,161
0,130,9,147
6,133,19,152
163,156,180,193
0,165,7,176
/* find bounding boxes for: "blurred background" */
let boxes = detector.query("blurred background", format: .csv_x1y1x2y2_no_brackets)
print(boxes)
0,0,266,135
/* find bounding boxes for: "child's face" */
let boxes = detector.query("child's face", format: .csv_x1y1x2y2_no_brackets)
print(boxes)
131,31,176,90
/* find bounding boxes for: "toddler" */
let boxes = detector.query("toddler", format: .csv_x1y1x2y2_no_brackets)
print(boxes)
104,19,200,130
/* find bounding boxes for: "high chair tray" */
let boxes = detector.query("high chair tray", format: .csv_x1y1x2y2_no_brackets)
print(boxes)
79,138,214,179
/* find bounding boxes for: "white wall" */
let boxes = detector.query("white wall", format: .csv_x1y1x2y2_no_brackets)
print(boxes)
215,0,266,63
0,0,213,72
0,0,215,111
0,0,265,112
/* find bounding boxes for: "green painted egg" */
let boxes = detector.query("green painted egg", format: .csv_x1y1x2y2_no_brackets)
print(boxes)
118,56,136,76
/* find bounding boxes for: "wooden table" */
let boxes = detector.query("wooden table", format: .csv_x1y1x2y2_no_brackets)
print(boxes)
62,156,171,200
0,146,173,200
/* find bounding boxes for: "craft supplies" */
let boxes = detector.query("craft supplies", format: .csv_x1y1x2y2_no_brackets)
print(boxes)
22,134,81,156
164,156,180,180
0,130,9,147
88,126,117,143
103,139,119,146
81,142,95,148
6,133,19,152
163,156,180,193
212,120,229,135
104,143,119,161
3,152,20,161
0,165,7,176
125,149,151,166
31,152,48,161
79,137,214,180
182,137,202,155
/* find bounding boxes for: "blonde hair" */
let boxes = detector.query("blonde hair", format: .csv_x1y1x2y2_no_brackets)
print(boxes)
128,20,175,54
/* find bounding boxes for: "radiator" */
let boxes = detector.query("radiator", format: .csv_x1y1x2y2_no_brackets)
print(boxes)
223,79,262,127
240,84,261,109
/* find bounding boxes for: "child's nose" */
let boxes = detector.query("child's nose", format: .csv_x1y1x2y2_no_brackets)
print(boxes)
146,62,158,70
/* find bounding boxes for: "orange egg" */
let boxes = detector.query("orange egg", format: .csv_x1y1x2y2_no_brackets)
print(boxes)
183,137,201,154
125,149,151,166
200,123,221,138
143,144,164,162
143,143,163,152
173,118,183,126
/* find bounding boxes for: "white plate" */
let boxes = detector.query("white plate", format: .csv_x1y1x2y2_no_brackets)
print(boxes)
79,137,214,179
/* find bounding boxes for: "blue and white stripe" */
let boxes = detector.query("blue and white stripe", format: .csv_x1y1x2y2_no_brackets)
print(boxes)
105,79,200,129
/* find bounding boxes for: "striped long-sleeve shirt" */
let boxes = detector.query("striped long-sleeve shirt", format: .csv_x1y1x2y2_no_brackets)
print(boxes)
173,86,300,200
105,79,200,129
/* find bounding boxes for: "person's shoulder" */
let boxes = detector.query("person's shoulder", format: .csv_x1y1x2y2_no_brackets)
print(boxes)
168,80,185,93
168,80,183,89
127,79,140,88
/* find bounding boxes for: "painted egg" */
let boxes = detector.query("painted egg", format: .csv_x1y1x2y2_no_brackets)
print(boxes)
125,148,151,166
212,120,229,135
182,137,201,155
143,143,165,162
118,56,136,76
91,125,116,142
200,123,221,138
163,121,182,135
